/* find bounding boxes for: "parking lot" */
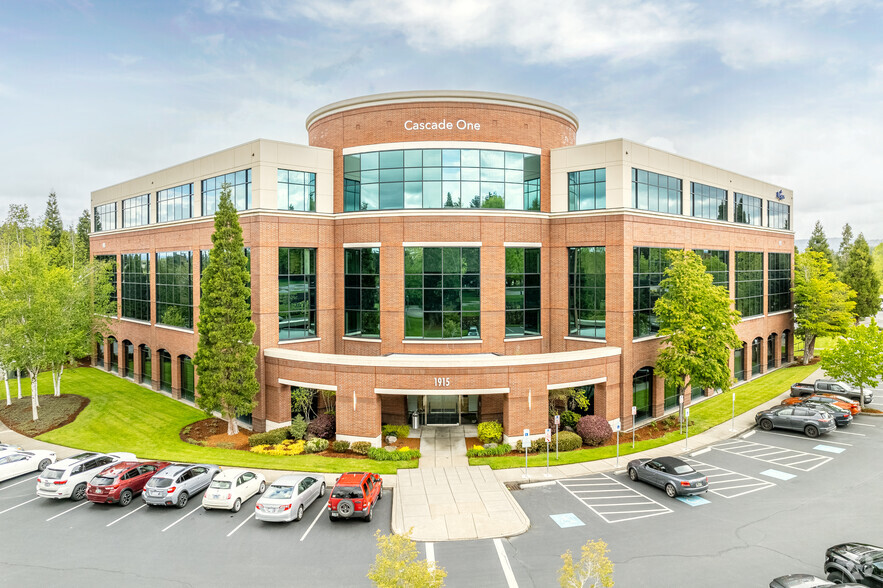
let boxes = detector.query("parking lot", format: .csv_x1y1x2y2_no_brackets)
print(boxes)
1,411,882,587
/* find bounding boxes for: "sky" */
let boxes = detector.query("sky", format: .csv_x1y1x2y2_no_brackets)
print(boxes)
1,0,881,241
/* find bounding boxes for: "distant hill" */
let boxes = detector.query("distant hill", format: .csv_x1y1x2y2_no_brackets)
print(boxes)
795,238,882,251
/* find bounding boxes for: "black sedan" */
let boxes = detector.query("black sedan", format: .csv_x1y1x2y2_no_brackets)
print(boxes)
627,456,708,498
801,401,853,427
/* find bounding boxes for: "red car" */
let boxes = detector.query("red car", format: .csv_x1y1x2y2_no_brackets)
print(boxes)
86,461,170,506
327,471,383,522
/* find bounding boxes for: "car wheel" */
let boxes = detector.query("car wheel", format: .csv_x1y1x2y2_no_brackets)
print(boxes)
119,490,133,507
232,498,241,513
378,484,383,500
628,468,638,481
337,499,354,518
176,492,189,509
319,483,326,498
72,483,87,501
296,504,304,521
665,484,677,498
805,425,819,438
258,481,266,494
759,418,774,431
38,459,51,471
826,571,850,583
365,505,373,522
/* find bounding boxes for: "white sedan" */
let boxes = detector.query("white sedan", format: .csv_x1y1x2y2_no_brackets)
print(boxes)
0,443,24,457
0,450,57,482
202,468,266,512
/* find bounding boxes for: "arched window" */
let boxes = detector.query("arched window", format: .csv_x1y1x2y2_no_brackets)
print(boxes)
123,340,134,379
767,333,777,370
139,344,151,386
633,367,653,422
179,355,194,402
751,337,763,376
734,343,746,381
158,350,172,392
108,337,119,374
96,341,105,368
781,330,791,364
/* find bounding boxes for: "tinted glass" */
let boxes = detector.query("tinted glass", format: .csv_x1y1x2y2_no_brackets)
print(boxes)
210,480,232,489
265,486,294,499
91,476,115,486
332,485,363,499
41,469,65,480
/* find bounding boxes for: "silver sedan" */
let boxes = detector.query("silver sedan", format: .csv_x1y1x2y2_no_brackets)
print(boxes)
255,474,326,523
627,456,709,498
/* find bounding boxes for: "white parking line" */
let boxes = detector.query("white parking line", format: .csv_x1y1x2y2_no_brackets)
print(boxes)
763,435,852,447
851,422,876,427
161,504,202,532
0,475,39,491
425,542,435,571
106,504,146,527
683,458,775,499
559,474,672,524
831,430,865,436
46,501,90,521
300,503,326,542
493,538,519,588
226,513,255,537
713,440,833,471
0,497,39,515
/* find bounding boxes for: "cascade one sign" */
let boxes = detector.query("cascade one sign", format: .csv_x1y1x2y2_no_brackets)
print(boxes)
404,119,480,131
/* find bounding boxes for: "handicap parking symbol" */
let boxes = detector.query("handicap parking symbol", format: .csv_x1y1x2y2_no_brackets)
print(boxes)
676,495,711,507
550,513,586,528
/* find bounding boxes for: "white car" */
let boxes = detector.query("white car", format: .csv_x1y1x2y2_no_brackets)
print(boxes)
202,468,266,512
255,474,326,523
0,450,56,482
0,443,24,456
36,452,137,500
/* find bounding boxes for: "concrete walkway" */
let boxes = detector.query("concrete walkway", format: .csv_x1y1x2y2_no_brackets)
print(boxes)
416,425,474,468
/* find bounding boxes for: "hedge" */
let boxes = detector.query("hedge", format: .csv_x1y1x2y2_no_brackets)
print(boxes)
477,421,503,444
466,443,512,458
248,427,289,447
367,447,421,461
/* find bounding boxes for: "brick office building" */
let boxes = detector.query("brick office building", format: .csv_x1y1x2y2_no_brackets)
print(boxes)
90,91,794,445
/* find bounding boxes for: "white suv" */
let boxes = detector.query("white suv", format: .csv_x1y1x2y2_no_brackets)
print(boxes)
36,452,136,501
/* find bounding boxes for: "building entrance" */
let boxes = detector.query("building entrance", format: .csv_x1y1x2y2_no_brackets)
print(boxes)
426,395,459,425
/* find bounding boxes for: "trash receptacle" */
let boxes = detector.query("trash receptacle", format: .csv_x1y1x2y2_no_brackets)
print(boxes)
411,411,420,431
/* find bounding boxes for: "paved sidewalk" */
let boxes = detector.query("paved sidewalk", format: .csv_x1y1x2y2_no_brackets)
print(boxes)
417,425,474,468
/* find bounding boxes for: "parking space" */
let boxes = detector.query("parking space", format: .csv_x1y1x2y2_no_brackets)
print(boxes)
711,439,833,471
681,457,776,498
557,473,673,524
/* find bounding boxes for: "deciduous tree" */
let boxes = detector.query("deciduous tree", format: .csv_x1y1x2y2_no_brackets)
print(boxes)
558,538,615,588
841,234,881,321
193,187,258,435
820,320,883,408
367,529,446,588
793,251,856,364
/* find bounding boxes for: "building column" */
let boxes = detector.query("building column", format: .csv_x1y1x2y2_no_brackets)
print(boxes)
335,386,382,447
133,345,143,383
151,349,161,391
117,343,127,378
759,337,768,374
104,336,113,372
171,356,182,400
651,374,665,418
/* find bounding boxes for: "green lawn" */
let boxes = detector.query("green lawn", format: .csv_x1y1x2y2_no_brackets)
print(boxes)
470,363,820,469
21,368,414,474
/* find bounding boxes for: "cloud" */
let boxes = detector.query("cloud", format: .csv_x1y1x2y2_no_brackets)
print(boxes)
108,53,143,67
194,33,226,54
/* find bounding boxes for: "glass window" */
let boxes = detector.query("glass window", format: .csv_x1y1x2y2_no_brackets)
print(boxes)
633,367,653,422
781,330,790,363
734,193,762,226
751,337,762,375
159,349,172,392
122,194,150,228
735,251,763,318
140,344,151,386
633,247,675,337
768,252,791,313
108,337,118,373
734,344,746,381
690,182,727,221
632,169,682,214
767,333,776,369
568,169,606,211
277,169,316,212
156,251,193,329
768,201,790,230
505,248,541,337
121,253,150,322
203,169,251,215
94,203,117,232
95,255,118,309
279,248,317,340
180,356,194,402
694,249,729,289
568,247,606,338
664,380,678,410
344,248,380,338
404,247,480,339
156,184,193,223
343,149,540,211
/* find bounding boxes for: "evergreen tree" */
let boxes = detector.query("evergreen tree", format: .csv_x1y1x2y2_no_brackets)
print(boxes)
193,186,258,435
805,220,835,267
43,192,64,250
793,251,856,364
842,233,881,320
836,223,853,277
75,209,91,266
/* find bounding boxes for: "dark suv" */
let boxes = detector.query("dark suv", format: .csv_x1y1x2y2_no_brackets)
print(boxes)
824,543,883,585
755,405,836,437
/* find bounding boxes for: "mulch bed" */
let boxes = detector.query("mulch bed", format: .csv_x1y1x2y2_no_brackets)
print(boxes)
0,394,90,437
181,417,253,451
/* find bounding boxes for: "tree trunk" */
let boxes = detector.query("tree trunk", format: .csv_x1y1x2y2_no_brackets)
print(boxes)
802,334,816,365
859,385,866,409
226,406,240,436
29,370,39,421
4,375,10,406
17,369,22,400
53,366,64,397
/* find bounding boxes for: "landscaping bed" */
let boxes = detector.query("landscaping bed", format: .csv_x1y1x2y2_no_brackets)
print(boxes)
0,394,89,437
181,417,253,451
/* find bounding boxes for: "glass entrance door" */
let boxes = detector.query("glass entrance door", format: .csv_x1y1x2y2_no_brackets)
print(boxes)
426,395,459,425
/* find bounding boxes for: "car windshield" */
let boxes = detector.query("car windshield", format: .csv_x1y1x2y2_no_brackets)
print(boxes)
210,480,232,489
91,476,115,486
148,477,172,488
673,465,694,475
40,468,64,480
332,485,363,499
265,486,294,499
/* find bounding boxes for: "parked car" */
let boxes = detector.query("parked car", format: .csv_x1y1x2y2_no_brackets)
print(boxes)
627,456,709,498
328,471,383,521
202,468,266,512
800,402,853,427
36,452,136,500
782,394,860,416
755,405,836,437
0,443,24,457
85,460,170,506
769,574,863,587
142,463,220,508
791,380,873,405
824,543,883,585
255,474,325,523
0,450,56,482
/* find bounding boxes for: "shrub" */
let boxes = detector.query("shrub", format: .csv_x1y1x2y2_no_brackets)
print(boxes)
477,421,503,444
248,427,289,447
306,413,336,440
381,424,410,439
560,411,580,430
304,438,329,454
515,439,538,453
289,415,308,440
351,441,372,455
576,415,613,447
397,446,412,452
250,440,305,456
367,447,421,461
332,440,351,453
466,443,512,458
552,430,583,451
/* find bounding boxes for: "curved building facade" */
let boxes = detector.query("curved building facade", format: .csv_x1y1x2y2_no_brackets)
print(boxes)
90,91,794,444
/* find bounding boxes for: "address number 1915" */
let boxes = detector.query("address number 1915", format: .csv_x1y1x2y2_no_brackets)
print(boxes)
434,377,450,387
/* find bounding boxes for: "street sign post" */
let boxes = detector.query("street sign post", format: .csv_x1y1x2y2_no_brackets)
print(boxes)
523,429,530,477
685,407,691,449
609,418,622,466
730,391,736,431
545,428,552,475
554,414,560,460
631,405,637,448
679,395,684,434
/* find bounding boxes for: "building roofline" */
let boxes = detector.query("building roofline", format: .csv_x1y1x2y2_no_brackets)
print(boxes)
305,90,579,131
